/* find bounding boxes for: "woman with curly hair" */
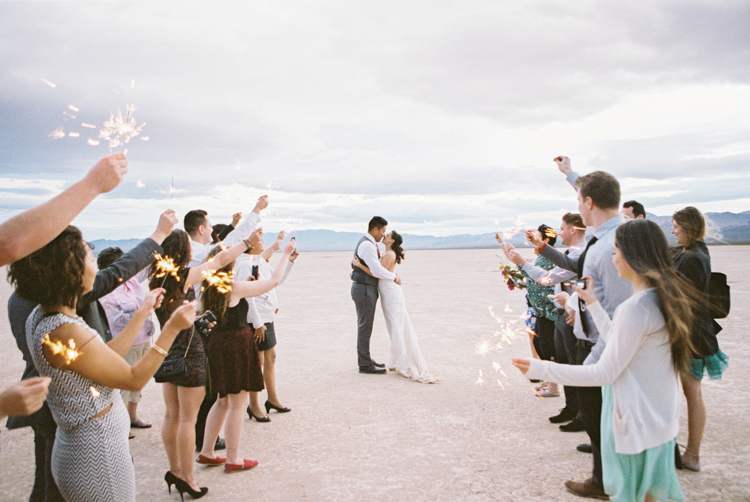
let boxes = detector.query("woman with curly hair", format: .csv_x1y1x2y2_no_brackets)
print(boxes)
513,219,696,502
671,206,728,472
7,226,196,502
354,231,438,383
148,228,261,498
196,238,295,471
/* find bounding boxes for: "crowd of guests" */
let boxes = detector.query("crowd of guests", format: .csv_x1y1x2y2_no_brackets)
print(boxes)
504,157,728,502
0,152,731,502
1,154,299,501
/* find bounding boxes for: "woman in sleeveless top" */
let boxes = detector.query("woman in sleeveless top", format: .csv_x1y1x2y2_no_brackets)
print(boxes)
7,226,196,502
196,238,296,471
148,228,262,496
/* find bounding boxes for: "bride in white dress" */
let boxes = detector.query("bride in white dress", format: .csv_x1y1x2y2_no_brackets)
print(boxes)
353,231,439,384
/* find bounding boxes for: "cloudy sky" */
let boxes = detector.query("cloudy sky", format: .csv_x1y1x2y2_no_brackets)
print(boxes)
1,1,749,240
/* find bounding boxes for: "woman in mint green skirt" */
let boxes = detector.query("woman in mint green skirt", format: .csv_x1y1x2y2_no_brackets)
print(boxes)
513,219,697,502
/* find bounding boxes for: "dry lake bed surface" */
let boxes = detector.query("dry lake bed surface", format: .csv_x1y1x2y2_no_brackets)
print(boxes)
1,246,748,501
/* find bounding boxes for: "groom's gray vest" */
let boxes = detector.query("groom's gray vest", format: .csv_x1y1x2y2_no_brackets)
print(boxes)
351,236,379,287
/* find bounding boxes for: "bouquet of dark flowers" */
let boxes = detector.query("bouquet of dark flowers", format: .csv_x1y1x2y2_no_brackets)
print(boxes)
501,265,527,291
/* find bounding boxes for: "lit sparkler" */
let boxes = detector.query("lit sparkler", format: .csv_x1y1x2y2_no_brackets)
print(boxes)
544,228,557,239
202,270,234,294
99,103,146,149
476,339,490,356
153,253,181,287
42,334,82,366
90,386,100,398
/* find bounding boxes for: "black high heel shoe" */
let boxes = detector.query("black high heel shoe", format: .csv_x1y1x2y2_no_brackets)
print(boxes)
174,477,208,501
247,406,270,422
265,400,291,414
164,471,178,494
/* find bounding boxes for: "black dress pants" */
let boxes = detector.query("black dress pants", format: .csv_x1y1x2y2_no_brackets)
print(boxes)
576,339,603,486
553,313,579,416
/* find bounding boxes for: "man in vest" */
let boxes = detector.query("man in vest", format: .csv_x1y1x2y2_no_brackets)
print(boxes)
351,216,401,374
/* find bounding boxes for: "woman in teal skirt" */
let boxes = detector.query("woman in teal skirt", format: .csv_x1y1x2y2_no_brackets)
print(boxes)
513,219,697,502
671,206,728,472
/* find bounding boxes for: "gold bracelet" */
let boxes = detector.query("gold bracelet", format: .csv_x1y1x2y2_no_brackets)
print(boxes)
150,344,169,358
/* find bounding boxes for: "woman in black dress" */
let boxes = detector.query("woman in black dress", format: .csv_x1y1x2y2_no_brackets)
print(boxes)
196,238,295,472
149,228,260,497
671,206,728,472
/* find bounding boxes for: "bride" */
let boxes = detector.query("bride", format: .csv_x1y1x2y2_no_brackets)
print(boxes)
353,231,438,384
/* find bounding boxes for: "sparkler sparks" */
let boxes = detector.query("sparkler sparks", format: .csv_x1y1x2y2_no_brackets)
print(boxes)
68,132,80,138
544,228,557,238
81,122,96,129
49,127,65,139
136,180,146,188
90,386,100,398
152,254,181,286
41,78,56,88
87,139,100,146
476,339,490,356
202,270,234,294
68,105,79,112
475,370,485,386
99,103,146,148
42,334,83,366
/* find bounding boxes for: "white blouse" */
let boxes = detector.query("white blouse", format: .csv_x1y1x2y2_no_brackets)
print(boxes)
525,288,680,454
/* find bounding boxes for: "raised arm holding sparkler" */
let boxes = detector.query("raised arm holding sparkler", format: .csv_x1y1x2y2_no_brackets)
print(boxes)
0,153,127,266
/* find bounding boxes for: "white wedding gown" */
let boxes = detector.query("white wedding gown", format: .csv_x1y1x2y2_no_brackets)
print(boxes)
378,279,439,383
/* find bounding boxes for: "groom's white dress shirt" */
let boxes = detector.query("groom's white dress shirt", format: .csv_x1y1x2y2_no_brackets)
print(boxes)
357,234,396,282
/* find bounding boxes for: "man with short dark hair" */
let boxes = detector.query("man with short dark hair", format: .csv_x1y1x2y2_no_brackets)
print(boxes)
351,216,401,374
621,200,646,219
529,156,633,500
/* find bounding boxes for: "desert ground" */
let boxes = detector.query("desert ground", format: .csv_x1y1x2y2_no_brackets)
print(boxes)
1,246,748,501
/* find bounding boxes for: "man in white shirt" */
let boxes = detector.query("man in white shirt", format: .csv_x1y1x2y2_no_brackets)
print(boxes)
351,216,401,374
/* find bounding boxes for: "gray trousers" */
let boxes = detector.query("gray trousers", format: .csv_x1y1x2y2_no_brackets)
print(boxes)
351,282,379,368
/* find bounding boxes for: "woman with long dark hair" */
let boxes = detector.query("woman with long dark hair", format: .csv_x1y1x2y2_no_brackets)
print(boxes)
149,228,260,498
196,239,295,471
353,231,438,383
671,206,727,472
513,219,695,502
7,226,196,502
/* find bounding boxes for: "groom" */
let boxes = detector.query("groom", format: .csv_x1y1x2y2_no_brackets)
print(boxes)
351,216,401,374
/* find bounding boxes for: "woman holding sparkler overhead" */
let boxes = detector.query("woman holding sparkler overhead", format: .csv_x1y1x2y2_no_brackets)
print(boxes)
7,226,196,502
196,238,296,472
149,228,262,499
513,219,695,502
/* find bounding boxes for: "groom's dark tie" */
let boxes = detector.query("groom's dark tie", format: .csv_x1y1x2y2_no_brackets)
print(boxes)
376,245,381,258
577,236,598,336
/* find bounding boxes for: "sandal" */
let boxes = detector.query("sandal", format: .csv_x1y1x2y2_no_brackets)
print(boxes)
130,418,152,429
534,388,560,398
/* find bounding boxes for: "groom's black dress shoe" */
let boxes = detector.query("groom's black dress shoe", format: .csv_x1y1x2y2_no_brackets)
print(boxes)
371,361,386,369
359,365,386,374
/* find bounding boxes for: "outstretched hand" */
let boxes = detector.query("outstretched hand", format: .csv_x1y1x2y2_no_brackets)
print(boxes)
525,229,544,248
0,377,51,419
553,156,572,175
511,357,531,375
85,153,128,194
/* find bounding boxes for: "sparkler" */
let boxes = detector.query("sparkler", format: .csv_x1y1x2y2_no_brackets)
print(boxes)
90,386,101,398
42,334,83,366
152,254,181,287
99,103,146,149
544,228,557,239
202,270,234,294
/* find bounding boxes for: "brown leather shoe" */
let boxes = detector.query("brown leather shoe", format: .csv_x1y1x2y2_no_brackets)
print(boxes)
564,479,609,500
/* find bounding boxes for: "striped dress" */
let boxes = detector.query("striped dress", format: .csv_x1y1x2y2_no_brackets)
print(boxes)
27,307,135,502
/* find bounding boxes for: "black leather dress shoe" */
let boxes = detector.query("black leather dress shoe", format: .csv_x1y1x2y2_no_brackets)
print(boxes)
577,443,593,454
215,437,226,451
549,408,577,424
560,419,585,432
372,361,386,368
359,365,386,374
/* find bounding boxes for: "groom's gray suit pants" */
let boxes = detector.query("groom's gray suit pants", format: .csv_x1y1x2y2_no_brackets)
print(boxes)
351,282,379,368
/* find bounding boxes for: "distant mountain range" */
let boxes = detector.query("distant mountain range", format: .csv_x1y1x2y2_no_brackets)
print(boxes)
91,210,750,253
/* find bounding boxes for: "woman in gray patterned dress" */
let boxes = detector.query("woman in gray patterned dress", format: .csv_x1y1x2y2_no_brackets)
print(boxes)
7,226,196,502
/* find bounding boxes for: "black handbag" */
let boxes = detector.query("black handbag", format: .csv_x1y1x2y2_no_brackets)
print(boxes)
153,328,194,383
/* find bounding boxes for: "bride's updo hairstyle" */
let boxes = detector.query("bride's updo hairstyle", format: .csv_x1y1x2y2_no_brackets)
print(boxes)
614,219,696,375
390,231,405,264
7,226,87,309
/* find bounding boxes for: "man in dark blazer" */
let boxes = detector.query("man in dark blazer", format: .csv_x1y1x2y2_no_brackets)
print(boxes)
7,209,177,502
